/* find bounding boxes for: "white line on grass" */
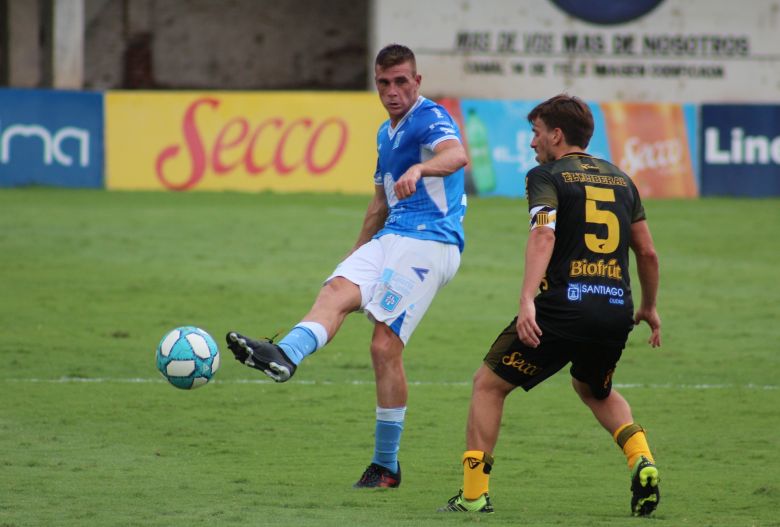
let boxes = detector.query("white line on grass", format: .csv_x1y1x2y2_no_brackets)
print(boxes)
2,377,778,390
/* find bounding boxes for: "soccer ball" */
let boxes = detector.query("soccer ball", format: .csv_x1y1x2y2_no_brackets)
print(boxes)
155,326,220,389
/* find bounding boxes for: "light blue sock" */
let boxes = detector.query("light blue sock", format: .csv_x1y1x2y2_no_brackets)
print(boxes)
277,322,327,365
371,407,406,473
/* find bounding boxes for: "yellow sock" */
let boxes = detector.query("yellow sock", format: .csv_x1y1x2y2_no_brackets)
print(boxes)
462,450,494,500
613,423,654,469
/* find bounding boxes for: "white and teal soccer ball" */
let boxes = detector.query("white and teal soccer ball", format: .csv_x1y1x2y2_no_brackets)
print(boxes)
155,326,220,389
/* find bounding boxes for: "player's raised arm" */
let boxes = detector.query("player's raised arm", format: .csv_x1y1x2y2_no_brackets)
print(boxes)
630,219,661,347
394,139,468,199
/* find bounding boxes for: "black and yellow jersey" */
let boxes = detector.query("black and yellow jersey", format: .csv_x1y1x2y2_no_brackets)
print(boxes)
525,153,646,344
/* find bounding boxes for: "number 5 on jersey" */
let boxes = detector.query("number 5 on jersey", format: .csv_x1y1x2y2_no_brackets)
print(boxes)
584,185,619,254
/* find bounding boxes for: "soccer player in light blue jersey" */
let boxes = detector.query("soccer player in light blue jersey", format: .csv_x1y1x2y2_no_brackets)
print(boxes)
227,44,469,488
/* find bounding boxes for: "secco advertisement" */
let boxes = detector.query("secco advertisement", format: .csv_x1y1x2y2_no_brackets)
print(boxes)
700,104,780,197
105,92,387,192
0,89,103,188
602,102,698,198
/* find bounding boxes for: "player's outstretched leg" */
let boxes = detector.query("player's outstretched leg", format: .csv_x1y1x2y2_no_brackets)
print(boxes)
353,462,401,488
438,490,494,513
225,332,296,382
630,456,660,516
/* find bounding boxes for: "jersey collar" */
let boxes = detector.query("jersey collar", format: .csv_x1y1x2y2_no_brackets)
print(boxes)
388,96,425,138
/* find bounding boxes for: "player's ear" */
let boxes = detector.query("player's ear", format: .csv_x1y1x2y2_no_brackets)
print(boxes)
553,127,564,146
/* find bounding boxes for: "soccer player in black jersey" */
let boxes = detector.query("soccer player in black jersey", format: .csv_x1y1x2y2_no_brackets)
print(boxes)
440,95,662,517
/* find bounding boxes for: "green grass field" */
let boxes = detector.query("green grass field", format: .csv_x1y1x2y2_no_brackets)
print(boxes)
1,189,778,526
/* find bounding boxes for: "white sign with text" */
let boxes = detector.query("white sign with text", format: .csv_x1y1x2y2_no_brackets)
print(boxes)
371,0,780,102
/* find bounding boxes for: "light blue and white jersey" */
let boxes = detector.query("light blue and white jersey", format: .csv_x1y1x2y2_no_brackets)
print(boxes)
373,96,467,252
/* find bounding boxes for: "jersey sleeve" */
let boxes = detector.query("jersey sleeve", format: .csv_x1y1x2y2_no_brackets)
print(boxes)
525,166,558,209
374,121,388,186
627,177,647,223
526,166,559,231
373,157,382,186
417,105,462,149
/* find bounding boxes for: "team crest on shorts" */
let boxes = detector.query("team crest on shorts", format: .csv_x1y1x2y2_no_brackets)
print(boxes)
380,289,402,312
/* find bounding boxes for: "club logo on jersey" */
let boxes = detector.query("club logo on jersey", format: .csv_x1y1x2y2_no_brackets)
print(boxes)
412,267,430,281
568,284,582,301
568,283,626,304
530,205,557,230
393,130,405,150
380,289,402,312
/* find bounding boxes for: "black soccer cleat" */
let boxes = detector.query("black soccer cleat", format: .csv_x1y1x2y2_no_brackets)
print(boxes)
353,462,401,488
438,489,494,513
225,331,296,382
630,456,661,516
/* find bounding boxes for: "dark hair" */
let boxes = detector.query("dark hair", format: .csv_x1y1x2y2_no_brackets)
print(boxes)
527,94,594,149
375,44,416,73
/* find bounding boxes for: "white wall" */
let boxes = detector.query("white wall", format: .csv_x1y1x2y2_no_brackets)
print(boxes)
371,0,780,102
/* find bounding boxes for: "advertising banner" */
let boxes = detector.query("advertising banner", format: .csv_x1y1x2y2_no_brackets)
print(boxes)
0,89,104,188
701,105,780,197
458,99,538,198
105,92,386,193
372,0,780,103
440,97,681,199
602,102,698,198
448,98,610,198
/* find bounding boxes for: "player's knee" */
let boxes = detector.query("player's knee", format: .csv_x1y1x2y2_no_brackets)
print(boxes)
473,364,513,396
321,276,352,299
572,377,610,402
370,326,403,366
316,277,361,312
472,366,490,388
572,377,593,399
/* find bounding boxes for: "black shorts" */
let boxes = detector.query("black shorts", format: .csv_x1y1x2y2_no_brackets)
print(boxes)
483,317,625,399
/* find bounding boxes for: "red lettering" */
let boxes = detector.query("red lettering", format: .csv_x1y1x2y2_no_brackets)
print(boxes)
307,118,348,174
244,118,283,174
155,145,181,187
212,117,249,174
155,97,350,189
156,97,218,191
274,118,312,175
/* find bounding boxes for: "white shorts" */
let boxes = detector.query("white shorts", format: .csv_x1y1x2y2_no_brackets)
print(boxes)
326,234,461,345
